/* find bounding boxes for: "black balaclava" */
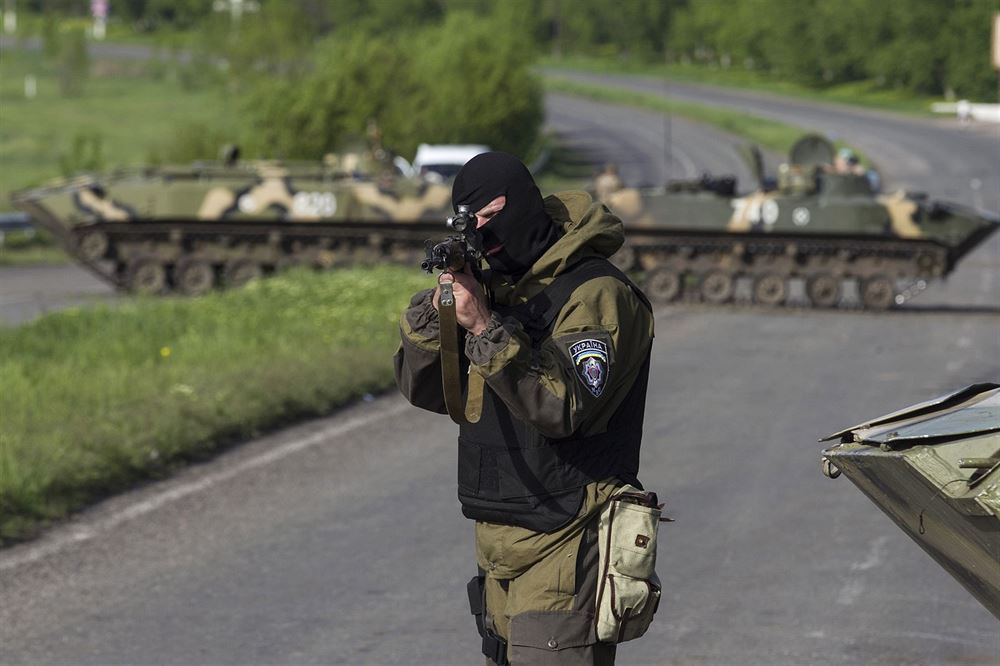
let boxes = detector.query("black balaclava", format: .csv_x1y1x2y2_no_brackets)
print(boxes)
452,152,561,281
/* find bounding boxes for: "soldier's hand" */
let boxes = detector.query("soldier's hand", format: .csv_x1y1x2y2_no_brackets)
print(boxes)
434,265,491,336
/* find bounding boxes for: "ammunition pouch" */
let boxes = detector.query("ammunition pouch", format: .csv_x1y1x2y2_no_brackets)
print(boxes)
595,485,664,644
467,572,509,666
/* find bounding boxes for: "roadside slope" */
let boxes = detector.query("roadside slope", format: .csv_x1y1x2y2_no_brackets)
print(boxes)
545,69,1000,211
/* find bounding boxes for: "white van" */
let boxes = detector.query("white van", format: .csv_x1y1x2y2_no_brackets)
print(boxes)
411,144,490,181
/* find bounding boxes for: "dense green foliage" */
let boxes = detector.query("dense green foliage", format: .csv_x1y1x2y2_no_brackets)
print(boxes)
231,7,543,159
30,0,998,101
541,0,1000,100
668,0,998,100
209,0,998,100
546,0,998,100
0,266,431,542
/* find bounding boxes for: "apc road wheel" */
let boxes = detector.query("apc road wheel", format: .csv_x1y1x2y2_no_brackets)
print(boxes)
861,276,895,310
174,259,216,296
753,273,787,306
78,230,109,261
610,245,637,272
644,268,682,303
275,254,311,271
915,252,944,277
127,259,168,295
224,259,263,288
807,274,841,308
700,271,734,304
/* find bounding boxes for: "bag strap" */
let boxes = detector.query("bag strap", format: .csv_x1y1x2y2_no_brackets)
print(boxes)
506,257,652,343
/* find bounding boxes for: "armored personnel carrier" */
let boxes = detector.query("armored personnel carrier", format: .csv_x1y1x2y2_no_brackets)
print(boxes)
11,152,455,295
14,135,997,305
821,383,1000,619
600,135,999,309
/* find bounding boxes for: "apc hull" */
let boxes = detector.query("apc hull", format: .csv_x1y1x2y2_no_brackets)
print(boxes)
822,383,1000,620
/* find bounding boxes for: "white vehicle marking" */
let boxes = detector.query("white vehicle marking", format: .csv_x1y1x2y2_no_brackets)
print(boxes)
762,200,780,226
293,191,337,217
793,207,811,226
731,198,749,220
237,194,257,214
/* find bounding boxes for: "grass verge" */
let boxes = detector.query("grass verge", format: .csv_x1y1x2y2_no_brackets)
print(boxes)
541,56,942,116
533,134,599,193
543,75,870,166
0,266,430,543
0,231,69,267
0,48,239,212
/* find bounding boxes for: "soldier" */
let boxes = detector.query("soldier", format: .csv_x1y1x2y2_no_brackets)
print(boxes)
593,162,624,203
832,147,880,192
833,147,865,176
394,152,656,664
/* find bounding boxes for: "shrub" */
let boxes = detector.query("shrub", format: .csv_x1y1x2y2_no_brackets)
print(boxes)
242,11,544,161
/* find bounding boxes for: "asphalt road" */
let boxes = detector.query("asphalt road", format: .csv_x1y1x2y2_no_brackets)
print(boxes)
2,84,999,665
546,69,1000,212
544,92,770,189
0,264,115,326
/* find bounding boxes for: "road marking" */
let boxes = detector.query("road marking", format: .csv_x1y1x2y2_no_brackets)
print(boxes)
838,536,890,605
877,629,999,649
849,535,888,571
668,143,698,178
836,578,865,605
0,400,410,573
806,626,996,648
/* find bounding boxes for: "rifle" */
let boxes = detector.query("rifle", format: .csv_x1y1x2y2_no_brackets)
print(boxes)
420,205,483,274
420,204,484,425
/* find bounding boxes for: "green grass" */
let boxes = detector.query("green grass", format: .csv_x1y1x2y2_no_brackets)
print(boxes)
541,55,943,116
533,134,598,193
0,243,69,267
543,76,871,166
0,231,69,266
0,266,431,542
0,48,240,212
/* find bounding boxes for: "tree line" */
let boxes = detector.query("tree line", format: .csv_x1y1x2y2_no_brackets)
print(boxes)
28,0,1000,162
34,0,1000,101
667,0,998,100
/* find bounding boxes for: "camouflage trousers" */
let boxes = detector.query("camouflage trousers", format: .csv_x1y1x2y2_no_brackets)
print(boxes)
469,482,620,665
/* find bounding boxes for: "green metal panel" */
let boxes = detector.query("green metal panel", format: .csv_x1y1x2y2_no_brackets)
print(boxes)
822,384,1000,620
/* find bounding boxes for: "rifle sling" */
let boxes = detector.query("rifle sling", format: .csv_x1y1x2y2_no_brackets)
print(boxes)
437,282,482,425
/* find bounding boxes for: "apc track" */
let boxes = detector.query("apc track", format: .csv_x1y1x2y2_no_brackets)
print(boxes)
617,231,957,310
64,219,442,296
71,219,955,311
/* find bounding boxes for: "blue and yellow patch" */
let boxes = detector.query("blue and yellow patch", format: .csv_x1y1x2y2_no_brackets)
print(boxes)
569,338,610,397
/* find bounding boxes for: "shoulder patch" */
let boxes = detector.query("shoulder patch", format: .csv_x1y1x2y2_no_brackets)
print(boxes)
568,338,610,397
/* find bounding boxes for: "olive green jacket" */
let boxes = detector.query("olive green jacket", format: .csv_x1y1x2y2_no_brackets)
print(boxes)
394,191,654,577
394,190,654,440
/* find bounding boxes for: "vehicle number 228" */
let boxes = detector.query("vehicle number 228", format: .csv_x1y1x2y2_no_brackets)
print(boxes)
292,191,338,217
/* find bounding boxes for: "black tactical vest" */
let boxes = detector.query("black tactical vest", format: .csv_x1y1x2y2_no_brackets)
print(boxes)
457,257,653,533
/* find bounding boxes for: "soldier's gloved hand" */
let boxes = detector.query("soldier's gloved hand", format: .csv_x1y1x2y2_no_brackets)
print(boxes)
433,264,492,336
